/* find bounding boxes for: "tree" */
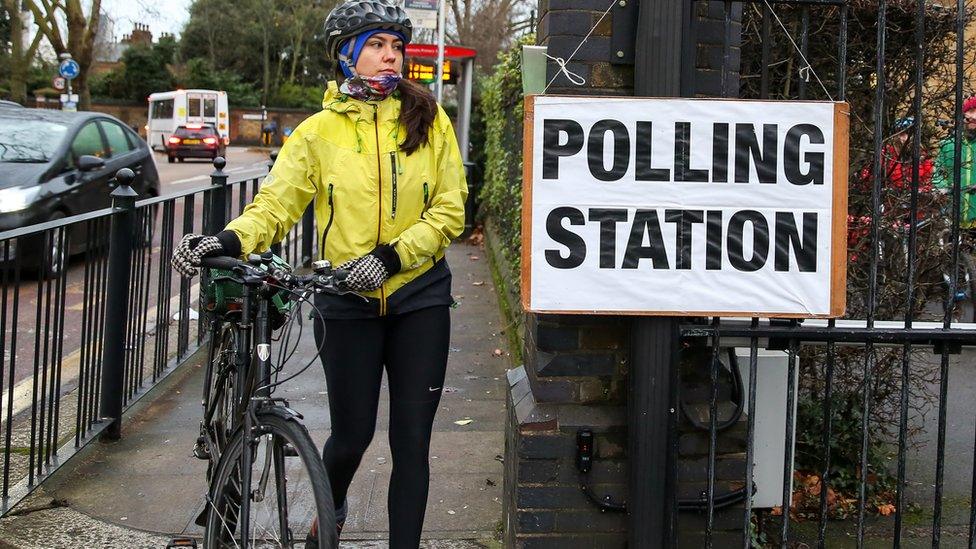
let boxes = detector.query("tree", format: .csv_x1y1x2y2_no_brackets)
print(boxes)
115,43,173,102
23,0,102,109
1,0,44,103
180,0,337,107
448,0,530,72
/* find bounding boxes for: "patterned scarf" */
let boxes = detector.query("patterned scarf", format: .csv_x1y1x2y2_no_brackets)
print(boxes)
339,73,402,102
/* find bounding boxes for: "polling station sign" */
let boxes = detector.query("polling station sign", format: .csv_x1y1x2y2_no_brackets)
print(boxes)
522,96,849,317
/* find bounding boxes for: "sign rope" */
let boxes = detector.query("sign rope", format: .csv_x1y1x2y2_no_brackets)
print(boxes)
543,0,618,93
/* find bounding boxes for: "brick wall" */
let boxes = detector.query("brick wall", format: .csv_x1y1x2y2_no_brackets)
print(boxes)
503,1,745,547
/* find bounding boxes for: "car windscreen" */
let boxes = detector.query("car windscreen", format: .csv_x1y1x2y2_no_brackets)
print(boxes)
174,127,216,139
0,118,69,162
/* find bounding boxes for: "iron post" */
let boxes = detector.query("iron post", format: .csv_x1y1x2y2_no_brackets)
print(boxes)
99,168,139,441
629,1,688,546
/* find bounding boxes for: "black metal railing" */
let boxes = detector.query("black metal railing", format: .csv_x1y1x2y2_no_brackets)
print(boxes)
0,154,312,515
666,1,976,548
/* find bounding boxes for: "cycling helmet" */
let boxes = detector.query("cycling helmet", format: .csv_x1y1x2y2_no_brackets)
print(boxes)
324,1,412,59
893,116,915,133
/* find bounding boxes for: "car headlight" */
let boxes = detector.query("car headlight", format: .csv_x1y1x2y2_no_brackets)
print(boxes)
0,186,42,214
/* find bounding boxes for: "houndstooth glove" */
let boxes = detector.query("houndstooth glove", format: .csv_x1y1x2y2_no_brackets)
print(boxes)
337,245,401,292
171,234,225,278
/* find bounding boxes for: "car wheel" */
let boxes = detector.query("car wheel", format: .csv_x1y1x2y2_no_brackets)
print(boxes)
168,155,175,164
32,211,69,279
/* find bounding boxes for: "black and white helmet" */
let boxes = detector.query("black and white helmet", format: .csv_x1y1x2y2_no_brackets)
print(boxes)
324,0,413,58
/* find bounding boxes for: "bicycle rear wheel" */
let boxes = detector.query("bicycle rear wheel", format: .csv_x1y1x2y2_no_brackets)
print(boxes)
202,323,243,464
205,410,337,549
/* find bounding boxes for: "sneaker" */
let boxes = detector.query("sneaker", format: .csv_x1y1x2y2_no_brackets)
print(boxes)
305,498,347,548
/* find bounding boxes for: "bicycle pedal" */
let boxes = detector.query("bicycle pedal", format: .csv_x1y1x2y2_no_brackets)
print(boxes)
166,537,198,548
283,442,299,457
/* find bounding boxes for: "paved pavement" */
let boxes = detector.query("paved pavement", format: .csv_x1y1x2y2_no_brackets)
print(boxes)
0,241,510,547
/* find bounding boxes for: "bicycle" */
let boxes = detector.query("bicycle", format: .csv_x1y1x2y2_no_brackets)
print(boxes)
194,253,349,548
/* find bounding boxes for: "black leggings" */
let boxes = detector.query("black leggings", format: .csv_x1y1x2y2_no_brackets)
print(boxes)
313,305,450,548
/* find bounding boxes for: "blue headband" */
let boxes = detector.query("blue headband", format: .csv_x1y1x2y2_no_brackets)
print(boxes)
339,29,408,78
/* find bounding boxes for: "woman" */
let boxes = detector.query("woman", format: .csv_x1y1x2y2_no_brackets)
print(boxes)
171,2,468,547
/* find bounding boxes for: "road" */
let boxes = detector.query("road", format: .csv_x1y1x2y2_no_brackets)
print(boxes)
153,146,273,193
1,146,278,394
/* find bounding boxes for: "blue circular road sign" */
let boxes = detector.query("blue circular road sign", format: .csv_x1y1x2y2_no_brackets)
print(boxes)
59,59,80,80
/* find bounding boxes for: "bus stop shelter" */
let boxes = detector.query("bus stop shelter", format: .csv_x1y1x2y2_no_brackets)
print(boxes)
405,43,476,161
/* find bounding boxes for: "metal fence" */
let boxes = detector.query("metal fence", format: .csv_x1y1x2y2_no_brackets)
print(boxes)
666,1,976,548
0,156,312,515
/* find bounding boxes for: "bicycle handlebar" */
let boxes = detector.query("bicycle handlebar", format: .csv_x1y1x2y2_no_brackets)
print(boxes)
200,255,353,296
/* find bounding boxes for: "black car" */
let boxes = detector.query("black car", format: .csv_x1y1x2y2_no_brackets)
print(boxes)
0,108,161,276
166,124,227,163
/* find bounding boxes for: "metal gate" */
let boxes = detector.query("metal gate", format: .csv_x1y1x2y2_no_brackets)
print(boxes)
673,1,976,547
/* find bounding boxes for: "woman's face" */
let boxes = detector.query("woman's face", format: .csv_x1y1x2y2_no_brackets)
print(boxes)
354,33,404,77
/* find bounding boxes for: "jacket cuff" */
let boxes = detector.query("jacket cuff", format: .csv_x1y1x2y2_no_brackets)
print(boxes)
371,244,402,275
215,230,243,258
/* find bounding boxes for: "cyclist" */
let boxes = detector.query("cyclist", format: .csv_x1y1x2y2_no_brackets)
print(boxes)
170,1,467,547
934,95,976,228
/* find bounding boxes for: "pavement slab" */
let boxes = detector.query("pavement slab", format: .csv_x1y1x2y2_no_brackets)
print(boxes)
0,242,509,547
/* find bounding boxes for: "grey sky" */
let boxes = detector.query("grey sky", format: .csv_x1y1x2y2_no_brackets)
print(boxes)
100,0,192,39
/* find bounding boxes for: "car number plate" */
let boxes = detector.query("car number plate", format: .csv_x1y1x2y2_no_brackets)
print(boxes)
183,139,201,144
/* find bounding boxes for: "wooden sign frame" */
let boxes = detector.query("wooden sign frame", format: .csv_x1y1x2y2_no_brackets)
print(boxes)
520,95,850,318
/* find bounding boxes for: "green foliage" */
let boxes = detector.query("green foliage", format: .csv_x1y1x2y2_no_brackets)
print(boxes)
116,43,175,102
178,58,261,107
271,82,322,110
479,35,533,288
795,389,895,505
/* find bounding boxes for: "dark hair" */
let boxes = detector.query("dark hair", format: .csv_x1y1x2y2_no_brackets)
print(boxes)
396,78,437,155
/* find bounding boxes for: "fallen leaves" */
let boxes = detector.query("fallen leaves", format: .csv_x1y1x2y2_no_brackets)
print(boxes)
454,418,474,426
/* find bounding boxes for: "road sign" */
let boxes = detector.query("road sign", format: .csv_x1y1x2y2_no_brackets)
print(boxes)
53,76,66,91
59,59,80,80
60,93,79,103
405,0,438,29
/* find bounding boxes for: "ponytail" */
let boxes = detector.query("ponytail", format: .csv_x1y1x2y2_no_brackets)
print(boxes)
397,79,437,155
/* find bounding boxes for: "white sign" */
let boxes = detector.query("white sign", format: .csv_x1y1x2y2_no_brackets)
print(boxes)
405,0,438,29
522,96,849,318
52,76,66,90
404,7,437,29
242,113,264,120
59,94,79,103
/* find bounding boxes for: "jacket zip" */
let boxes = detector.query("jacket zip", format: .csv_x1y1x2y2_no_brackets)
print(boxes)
421,181,429,219
390,152,398,219
372,106,386,315
320,183,335,261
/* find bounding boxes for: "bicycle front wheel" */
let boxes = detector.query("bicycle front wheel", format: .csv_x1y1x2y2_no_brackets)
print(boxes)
204,410,337,549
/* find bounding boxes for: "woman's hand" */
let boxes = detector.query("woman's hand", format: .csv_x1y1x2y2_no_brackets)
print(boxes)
337,244,401,292
171,231,241,277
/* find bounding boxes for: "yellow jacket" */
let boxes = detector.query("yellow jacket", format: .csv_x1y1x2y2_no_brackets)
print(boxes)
225,81,468,316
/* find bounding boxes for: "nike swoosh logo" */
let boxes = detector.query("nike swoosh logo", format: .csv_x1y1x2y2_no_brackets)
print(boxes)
428,387,441,392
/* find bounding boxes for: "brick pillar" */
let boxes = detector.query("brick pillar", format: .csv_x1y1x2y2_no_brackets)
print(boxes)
503,2,744,548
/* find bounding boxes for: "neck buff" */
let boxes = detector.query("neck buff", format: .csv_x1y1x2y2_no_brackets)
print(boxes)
339,73,402,102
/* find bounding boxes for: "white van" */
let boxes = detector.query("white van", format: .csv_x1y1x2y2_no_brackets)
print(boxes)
147,89,229,151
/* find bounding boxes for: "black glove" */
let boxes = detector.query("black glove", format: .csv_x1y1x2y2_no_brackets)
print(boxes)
337,244,401,292
171,231,242,277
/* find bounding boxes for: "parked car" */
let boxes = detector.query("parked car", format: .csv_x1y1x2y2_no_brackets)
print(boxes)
0,108,160,277
0,100,24,109
166,123,227,163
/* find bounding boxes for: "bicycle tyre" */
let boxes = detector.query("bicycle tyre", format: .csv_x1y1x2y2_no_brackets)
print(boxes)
204,410,337,549
203,323,242,467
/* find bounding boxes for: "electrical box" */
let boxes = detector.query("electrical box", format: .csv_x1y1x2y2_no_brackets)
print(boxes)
734,348,798,509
